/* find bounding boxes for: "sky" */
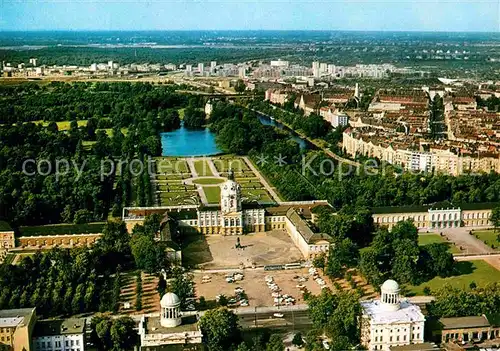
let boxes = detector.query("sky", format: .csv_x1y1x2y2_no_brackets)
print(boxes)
1,0,499,32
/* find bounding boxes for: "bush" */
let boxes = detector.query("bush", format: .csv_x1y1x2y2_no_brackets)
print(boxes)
73,209,93,224
423,286,431,296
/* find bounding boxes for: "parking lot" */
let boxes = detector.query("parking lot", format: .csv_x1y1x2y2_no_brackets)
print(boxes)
193,267,333,308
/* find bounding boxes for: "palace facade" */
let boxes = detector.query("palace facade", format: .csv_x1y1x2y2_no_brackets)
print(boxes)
123,176,333,259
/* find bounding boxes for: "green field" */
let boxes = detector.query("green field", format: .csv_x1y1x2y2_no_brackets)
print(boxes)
19,222,105,237
192,178,225,185
194,160,213,177
418,234,461,254
407,260,500,295
203,187,221,204
473,230,500,250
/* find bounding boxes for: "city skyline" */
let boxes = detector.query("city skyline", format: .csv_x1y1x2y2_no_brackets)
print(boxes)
2,0,500,32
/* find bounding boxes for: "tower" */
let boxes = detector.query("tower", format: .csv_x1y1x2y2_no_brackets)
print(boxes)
160,292,182,328
220,171,242,214
354,83,360,99
380,279,400,312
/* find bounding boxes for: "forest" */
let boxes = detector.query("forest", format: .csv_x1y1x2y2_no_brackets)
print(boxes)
0,81,203,226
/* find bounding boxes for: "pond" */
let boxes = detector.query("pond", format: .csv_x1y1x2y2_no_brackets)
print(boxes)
161,124,222,157
161,115,309,157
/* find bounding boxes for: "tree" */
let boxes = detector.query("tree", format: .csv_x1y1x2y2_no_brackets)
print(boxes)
422,243,454,278
183,106,206,129
391,238,420,284
130,234,166,274
312,253,326,270
110,317,137,351
490,206,500,233
234,79,246,93
157,274,167,297
167,268,194,309
266,334,284,351
325,238,358,279
199,308,241,351
292,333,304,347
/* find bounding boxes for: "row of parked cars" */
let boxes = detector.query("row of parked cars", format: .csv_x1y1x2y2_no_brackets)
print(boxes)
265,275,296,307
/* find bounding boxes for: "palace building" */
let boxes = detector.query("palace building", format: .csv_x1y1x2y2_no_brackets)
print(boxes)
360,280,426,351
123,174,333,260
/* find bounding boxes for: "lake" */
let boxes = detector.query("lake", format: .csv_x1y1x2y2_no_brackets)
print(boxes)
161,115,308,157
161,124,222,157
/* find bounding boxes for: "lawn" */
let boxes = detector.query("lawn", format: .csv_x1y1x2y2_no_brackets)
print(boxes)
418,234,461,254
473,230,500,250
203,187,221,204
18,222,105,237
192,178,225,185
407,260,500,295
193,160,213,177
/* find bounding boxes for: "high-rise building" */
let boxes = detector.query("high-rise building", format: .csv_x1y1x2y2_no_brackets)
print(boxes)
210,61,217,69
319,62,328,74
29,58,37,67
198,63,204,73
312,61,320,78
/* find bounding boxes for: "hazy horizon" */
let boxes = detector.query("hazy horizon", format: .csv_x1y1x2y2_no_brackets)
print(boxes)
2,0,499,32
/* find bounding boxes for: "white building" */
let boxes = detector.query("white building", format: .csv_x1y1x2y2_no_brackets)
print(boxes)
139,292,203,350
198,63,204,73
270,59,289,68
360,280,425,351
33,318,85,351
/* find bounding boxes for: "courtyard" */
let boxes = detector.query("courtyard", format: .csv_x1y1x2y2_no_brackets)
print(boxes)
182,230,304,269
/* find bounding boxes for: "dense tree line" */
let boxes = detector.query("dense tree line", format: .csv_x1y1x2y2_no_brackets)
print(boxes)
427,283,500,318
0,220,132,317
0,82,201,225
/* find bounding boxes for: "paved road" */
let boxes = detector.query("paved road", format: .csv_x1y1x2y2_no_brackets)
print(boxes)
242,156,282,202
440,226,494,255
439,226,500,271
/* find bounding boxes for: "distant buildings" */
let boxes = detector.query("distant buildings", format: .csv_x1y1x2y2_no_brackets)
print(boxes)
360,280,425,351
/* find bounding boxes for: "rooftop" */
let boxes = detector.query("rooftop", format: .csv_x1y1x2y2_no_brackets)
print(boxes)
361,299,425,324
440,316,490,330
0,308,35,328
144,315,199,335
33,318,85,337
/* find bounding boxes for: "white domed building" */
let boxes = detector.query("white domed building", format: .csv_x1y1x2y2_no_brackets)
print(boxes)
138,292,203,350
360,279,425,351
160,292,182,328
